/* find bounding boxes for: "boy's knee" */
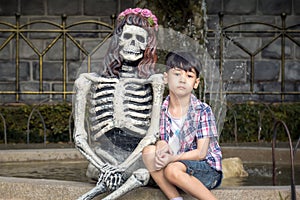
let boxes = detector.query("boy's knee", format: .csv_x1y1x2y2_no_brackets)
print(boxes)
142,145,156,156
164,162,185,182
156,140,168,146
164,163,178,179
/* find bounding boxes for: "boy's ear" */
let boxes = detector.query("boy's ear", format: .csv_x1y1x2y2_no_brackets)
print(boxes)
193,77,200,89
163,72,168,84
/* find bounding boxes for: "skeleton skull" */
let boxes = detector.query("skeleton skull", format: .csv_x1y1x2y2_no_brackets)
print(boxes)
119,24,148,61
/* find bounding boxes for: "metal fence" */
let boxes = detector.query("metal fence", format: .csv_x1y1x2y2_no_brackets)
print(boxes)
212,12,300,102
0,13,299,102
0,13,115,102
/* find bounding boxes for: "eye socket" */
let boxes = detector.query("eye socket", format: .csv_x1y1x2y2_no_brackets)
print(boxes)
123,33,132,39
136,35,145,43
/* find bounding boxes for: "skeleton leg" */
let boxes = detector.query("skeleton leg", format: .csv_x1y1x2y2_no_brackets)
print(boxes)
77,181,107,200
102,168,150,200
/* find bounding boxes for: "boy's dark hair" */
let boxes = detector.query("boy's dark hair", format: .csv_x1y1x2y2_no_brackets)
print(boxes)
165,51,201,77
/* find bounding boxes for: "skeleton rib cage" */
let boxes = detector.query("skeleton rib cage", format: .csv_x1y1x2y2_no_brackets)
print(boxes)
89,79,153,141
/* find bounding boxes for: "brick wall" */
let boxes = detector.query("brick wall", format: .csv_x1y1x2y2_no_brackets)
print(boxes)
206,0,300,102
0,0,299,103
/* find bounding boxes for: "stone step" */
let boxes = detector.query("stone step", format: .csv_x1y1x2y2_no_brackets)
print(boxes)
0,176,299,200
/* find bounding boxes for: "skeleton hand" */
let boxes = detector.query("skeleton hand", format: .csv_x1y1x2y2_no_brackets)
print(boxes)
98,163,125,191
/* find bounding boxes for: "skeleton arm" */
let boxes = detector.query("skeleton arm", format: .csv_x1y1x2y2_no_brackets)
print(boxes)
74,73,108,170
119,74,164,170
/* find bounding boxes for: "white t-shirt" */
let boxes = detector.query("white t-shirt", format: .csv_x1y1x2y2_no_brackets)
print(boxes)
168,111,185,155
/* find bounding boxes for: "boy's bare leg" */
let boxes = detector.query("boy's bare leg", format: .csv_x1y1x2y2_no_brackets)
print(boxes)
142,145,181,199
164,162,217,200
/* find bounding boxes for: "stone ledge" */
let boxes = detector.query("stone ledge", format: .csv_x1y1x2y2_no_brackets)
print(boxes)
0,147,299,164
0,176,299,200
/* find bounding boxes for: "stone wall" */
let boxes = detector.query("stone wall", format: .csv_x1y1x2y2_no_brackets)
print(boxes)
0,0,299,103
206,0,300,102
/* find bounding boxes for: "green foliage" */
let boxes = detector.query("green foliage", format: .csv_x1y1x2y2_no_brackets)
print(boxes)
0,102,299,144
136,0,206,42
0,103,72,143
221,103,300,143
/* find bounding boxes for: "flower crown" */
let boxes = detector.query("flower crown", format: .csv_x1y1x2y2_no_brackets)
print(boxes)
117,8,158,31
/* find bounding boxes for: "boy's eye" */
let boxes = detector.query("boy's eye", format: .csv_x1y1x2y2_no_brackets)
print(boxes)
187,73,195,78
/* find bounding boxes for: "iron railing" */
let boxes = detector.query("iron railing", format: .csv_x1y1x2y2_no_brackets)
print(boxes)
213,12,300,102
0,13,115,102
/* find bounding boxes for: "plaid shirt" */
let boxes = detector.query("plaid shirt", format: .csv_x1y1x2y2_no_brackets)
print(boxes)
160,94,222,172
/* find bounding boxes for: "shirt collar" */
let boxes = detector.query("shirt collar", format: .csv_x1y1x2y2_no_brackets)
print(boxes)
161,94,201,113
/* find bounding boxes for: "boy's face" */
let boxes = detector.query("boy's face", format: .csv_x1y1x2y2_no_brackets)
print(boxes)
164,67,200,97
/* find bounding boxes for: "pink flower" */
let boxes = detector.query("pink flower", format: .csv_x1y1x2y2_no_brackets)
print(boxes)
152,15,158,24
141,9,152,18
118,12,125,18
132,8,142,14
117,8,159,31
123,8,133,15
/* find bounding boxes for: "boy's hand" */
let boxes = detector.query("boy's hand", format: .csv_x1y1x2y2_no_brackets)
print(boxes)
155,152,175,170
156,142,173,155
154,143,176,170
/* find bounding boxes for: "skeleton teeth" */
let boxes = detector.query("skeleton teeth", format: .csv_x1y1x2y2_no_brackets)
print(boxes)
123,50,141,55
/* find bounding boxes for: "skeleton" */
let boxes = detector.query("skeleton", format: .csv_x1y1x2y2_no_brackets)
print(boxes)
73,12,164,200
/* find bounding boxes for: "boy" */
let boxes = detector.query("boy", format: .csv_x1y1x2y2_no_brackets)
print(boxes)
142,52,222,200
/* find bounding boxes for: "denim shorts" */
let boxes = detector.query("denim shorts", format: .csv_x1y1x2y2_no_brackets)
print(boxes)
179,160,222,190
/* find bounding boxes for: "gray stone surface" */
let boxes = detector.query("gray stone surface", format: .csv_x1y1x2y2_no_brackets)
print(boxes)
0,176,299,200
0,147,298,199
0,147,298,164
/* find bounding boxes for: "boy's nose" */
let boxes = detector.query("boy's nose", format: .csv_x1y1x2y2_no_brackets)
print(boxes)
179,73,187,82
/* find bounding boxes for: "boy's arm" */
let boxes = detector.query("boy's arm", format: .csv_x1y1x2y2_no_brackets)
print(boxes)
155,138,210,169
173,137,210,161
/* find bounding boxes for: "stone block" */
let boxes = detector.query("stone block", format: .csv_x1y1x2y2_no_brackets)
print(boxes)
82,39,110,59
285,61,300,81
225,37,261,59
0,83,16,103
52,83,74,102
68,61,83,81
206,15,219,33
21,0,45,15
261,38,293,59
223,61,247,82
0,39,11,60
259,82,282,102
224,0,256,15
45,40,80,61
285,15,300,27
206,0,222,15
226,94,260,102
19,39,43,59
0,0,18,16
295,0,300,15
254,61,280,81
28,17,61,39
297,45,300,59
258,0,292,15
0,17,16,38
0,61,30,81
240,16,277,37
65,17,102,38
19,82,50,103
84,0,117,16
119,0,135,13
33,62,63,81
47,0,82,16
